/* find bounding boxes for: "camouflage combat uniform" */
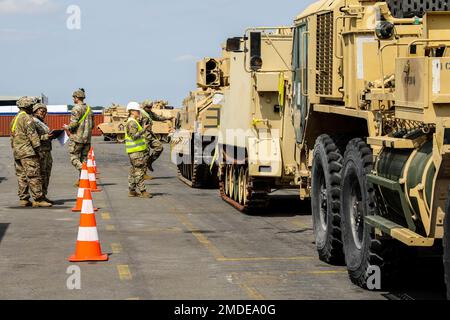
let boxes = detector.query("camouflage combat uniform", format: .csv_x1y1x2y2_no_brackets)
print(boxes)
67,103,94,172
140,107,170,169
33,114,53,197
10,104,44,202
125,118,148,193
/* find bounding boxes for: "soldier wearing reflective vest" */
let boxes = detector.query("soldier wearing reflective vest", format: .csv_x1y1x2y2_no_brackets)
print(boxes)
64,88,95,184
10,97,52,208
125,102,152,198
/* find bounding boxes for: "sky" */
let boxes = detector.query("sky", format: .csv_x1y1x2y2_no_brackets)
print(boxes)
0,0,313,107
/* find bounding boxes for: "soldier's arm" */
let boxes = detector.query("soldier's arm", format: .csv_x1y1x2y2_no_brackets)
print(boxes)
127,122,144,140
150,111,172,122
67,106,82,132
25,118,41,151
90,111,95,133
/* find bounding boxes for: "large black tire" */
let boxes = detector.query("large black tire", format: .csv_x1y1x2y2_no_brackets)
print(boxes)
444,186,450,300
311,134,345,264
341,138,401,289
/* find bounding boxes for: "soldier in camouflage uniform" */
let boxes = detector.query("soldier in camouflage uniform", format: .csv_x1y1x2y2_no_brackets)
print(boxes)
64,89,95,185
140,100,174,173
10,97,52,207
125,102,152,198
33,103,54,203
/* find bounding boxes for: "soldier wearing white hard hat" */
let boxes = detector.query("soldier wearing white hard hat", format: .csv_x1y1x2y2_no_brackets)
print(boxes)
125,102,152,198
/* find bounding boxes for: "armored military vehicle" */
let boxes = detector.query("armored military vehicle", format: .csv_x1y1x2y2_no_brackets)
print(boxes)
216,27,297,212
97,104,128,142
151,100,179,142
98,101,178,143
171,56,229,188
287,0,450,296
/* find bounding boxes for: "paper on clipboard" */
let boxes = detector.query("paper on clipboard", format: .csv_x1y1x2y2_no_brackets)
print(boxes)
57,131,69,146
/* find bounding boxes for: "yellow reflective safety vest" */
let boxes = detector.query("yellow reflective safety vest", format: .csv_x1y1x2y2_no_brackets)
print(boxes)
78,105,91,124
11,111,27,133
125,118,148,154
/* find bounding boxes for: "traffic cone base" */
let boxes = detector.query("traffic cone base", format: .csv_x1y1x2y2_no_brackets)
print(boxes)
68,242,108,262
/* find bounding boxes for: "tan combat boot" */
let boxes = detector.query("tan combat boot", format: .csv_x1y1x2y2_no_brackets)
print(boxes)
19,200,32,207
128,190,139,197
140,191,153,199
144,174,153,181
74,181,79,188
32,200,53,208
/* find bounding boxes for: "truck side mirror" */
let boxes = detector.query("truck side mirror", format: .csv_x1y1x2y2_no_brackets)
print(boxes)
226,37,242,52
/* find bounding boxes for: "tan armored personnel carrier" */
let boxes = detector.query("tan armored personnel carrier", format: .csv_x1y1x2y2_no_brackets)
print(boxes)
216,27,296,212
97,104,128,142
150,100,179,142
171,56,229,188
286,0,450,296
98,101,178,143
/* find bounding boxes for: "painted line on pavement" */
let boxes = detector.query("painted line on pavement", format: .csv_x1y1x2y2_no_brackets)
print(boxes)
101,212,111,220
117,265,132,281
111,243,122,254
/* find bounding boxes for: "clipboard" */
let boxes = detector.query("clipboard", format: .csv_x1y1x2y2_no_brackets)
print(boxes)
50,129,65,138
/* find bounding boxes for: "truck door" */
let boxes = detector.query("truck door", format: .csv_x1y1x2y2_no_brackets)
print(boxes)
292,23,308,144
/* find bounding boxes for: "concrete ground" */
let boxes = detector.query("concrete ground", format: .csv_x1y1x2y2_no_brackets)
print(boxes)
0,137,446,300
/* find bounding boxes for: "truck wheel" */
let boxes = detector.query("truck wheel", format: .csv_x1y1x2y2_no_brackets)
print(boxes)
341,138,400,289
444,186,450,300
311,134,345,264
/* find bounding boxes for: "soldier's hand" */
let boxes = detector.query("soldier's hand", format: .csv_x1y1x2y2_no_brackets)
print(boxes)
143,124,151,131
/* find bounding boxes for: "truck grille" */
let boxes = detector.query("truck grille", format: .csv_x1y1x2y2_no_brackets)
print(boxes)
316,12,334,96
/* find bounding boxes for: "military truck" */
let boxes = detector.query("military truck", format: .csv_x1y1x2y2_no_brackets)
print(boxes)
216,27,297,212
286,0,450,296
98,101,178,143
171,57,229,188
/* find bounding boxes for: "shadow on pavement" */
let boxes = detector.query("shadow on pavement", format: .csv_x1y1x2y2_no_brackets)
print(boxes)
0,223,10,244
98,183,117,187
0,177,7,184
53,198,76,205
150,193,169,197
384,250,447,300
252,195,311,218
152,176,176,180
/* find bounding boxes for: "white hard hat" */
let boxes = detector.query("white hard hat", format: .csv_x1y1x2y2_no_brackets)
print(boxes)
126,101,141,112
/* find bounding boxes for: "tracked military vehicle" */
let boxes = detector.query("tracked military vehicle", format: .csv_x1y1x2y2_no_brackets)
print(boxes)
287,0,450,296
150,100,179,142
171,56,229,188
98,101,178,143
216,27,297,212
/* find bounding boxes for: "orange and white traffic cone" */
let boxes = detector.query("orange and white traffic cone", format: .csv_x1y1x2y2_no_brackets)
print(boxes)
72,162,98,212
89,147,99,175
88,159,102,192
68,188,108,262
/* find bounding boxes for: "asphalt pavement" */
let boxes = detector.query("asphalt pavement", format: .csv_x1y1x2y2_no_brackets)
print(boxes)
0,137,446,300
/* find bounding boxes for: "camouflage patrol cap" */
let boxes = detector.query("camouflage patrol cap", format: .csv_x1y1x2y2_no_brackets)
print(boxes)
33,103,47,113
72,88,86,99
16,97,36,109
142,99,154,108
